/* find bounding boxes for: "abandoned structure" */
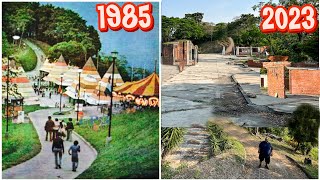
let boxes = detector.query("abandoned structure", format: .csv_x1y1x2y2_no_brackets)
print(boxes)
162,40,198,66
263,61,320,98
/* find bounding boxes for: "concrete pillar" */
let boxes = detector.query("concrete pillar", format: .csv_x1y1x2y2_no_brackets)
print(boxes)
236,46,239,56
250,46,253,56
222,46,226,55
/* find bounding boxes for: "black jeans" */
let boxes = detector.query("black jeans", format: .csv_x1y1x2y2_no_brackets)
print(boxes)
46,131,53,141
54,151,63,167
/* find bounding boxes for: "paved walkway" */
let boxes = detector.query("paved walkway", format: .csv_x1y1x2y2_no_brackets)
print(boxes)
24,39,46,78
162,54,243,127
213,118,307,179
2,108,97,179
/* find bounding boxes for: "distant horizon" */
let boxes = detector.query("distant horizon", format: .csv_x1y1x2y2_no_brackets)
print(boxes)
40,2,159,72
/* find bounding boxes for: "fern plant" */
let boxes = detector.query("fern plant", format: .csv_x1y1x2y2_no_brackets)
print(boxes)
161,127,185,158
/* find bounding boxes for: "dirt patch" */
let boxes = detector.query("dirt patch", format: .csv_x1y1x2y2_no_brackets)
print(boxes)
213,119,308,179
211,78,290,126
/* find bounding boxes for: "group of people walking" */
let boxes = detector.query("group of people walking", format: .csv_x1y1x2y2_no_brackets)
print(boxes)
45,116,80,171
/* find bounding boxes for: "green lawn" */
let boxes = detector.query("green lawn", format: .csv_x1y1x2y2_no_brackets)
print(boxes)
2,105,48,170
14,45,37,72
74,109,159,179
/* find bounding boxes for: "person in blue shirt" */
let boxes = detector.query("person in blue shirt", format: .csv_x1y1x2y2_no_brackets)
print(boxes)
68,140,81,172
258,137,273,169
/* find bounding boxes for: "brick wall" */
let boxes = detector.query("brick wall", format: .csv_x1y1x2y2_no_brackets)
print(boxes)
247,60,263,68
263,61,291,69
289,69,320,95
263,62,288,98
162,44,174,65
267,65,286,98
267,55,289,62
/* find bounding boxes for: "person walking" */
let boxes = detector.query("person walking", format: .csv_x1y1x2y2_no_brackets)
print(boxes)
66,118,74,142
44,116,54,141
52,118,60,139
59,120,67,140
52,133,64,169
258,137,273,169
68,140,81,172
49,92,52,99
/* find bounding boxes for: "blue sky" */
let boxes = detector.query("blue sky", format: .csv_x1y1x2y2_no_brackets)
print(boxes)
41,2,159,72
162,0,278,23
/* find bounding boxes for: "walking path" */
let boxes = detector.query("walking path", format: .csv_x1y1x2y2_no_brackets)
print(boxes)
164,125,210,168
2,108,97,179
213,118,307,179
23,39,46,78
162,54,243,127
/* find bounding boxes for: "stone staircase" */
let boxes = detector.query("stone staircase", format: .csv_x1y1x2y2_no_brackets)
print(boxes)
165,125,211,168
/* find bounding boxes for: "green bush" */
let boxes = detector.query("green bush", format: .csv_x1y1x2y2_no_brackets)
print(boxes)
15,46,37,72
309,147,318,161
260,67,267,74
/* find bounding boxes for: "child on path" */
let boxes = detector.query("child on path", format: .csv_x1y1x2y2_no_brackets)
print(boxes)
68,140,81,172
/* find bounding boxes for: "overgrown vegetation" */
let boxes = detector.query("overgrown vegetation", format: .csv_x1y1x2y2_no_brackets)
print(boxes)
74,109,159,179
207,122,232,156
260,67,267,75
248,104,319,179
161,127,185,158
288,103,319,152
2,105,48,170
162,122,246,179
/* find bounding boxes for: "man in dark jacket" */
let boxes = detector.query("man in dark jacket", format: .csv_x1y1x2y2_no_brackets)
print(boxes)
66,118,74,142
44,116,55,141
52,133,64,169
258,137,273,169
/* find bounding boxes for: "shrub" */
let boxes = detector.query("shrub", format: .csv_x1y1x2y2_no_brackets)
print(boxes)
288,103,319,151
161,127,185,158
260,67,267,74
207,123,232,156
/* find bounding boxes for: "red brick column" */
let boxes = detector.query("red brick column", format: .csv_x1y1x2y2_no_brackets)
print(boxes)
263,62,290,99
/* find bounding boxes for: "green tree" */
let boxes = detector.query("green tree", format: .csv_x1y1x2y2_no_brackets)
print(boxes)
288,104,319,151
2,32,14,57
48,41,85,66
184,12,204,24
9,7,35,46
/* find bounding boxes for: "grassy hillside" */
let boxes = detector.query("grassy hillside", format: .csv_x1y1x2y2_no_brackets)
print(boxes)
75,109,159,179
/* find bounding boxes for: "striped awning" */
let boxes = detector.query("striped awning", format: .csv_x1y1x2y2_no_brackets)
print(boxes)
114,73,159,97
